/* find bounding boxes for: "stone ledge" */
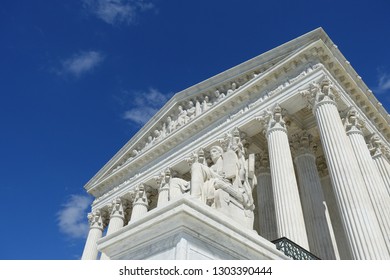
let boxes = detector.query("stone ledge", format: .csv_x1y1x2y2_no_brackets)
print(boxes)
97,195,288,260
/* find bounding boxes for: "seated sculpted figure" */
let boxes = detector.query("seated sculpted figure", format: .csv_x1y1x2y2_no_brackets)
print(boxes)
190,145,225,204
190,130,256,228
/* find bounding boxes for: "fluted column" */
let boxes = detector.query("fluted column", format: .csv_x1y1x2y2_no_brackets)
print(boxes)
317,157,346,259
156,170,170,207
344,109,390,253
291,131,337,259
370,135,390,196
256,150,277,241
263,104,309,249
130,184,149,221
100,198,126,260
302,78,389,259
81,210,104,260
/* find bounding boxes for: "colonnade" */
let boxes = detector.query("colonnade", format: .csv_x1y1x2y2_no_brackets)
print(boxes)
81,185,150,260
82,78,390,260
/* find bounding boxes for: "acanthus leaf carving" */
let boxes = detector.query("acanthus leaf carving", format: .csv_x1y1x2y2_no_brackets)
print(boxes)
343,107,365,134
108,197,125,219
266,103,288,133
369,134,390,161
87,210,105,229
290,130,318,158
300,77,340,110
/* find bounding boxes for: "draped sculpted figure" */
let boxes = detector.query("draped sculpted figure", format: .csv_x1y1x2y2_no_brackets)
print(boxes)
190,128,256,228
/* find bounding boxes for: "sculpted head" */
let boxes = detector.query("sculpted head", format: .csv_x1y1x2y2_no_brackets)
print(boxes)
209,145,223,163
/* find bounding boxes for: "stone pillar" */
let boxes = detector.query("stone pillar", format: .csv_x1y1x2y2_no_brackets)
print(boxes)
100,198,126,260
344,109,390,253
302,78,389,259
264,104,309,249
157,170,170,207
130,184,149,221
81,210,104,260
317,157,346,260
256,150,277,241
291,131,337,259
370,134,390,196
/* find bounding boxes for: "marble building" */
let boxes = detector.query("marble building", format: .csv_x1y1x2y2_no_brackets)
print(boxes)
81,28,390,260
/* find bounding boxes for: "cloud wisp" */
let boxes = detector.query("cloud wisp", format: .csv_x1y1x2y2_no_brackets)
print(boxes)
122,88,171,126
83,0,155,25
377,72,390,93
59,51,104,78
57,194,92,239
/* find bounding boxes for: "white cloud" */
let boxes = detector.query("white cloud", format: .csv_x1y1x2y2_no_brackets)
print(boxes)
61,51,104,77
122,88,170,125
378,72,390,93
123,107,158,124
83,0,155,25
58,194,92,239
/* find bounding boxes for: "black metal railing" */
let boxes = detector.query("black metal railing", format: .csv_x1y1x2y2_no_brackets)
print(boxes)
272,237,320,260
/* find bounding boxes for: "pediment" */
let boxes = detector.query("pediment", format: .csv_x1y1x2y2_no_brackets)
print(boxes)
85,27,390,198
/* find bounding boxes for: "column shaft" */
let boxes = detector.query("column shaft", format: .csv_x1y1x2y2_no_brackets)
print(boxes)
81,211,104,260
157,171,170,207
347,127,390,253
157,184,169,207
320,175,350,259
373,154,390,196
256,169,277,241
294,153,336,259
101,199,126,260
312,85,389,259
82,228,103,260
265,105,309,249
130,185,149,221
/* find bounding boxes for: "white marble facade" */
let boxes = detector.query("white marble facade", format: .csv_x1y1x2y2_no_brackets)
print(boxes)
81,28,390,260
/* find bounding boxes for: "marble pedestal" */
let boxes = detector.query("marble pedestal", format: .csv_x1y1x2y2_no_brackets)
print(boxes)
97,195,288,260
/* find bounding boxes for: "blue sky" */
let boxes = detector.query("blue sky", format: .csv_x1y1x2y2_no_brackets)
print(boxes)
0,0,389,260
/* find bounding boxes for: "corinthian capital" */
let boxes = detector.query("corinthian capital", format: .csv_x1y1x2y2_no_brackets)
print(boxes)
290,130,318,158
369,134,390,160
343,107,365,134
87,210,104,230
300,78,339,109
258,104,289,136
131,184,149,207
108,198,125,219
